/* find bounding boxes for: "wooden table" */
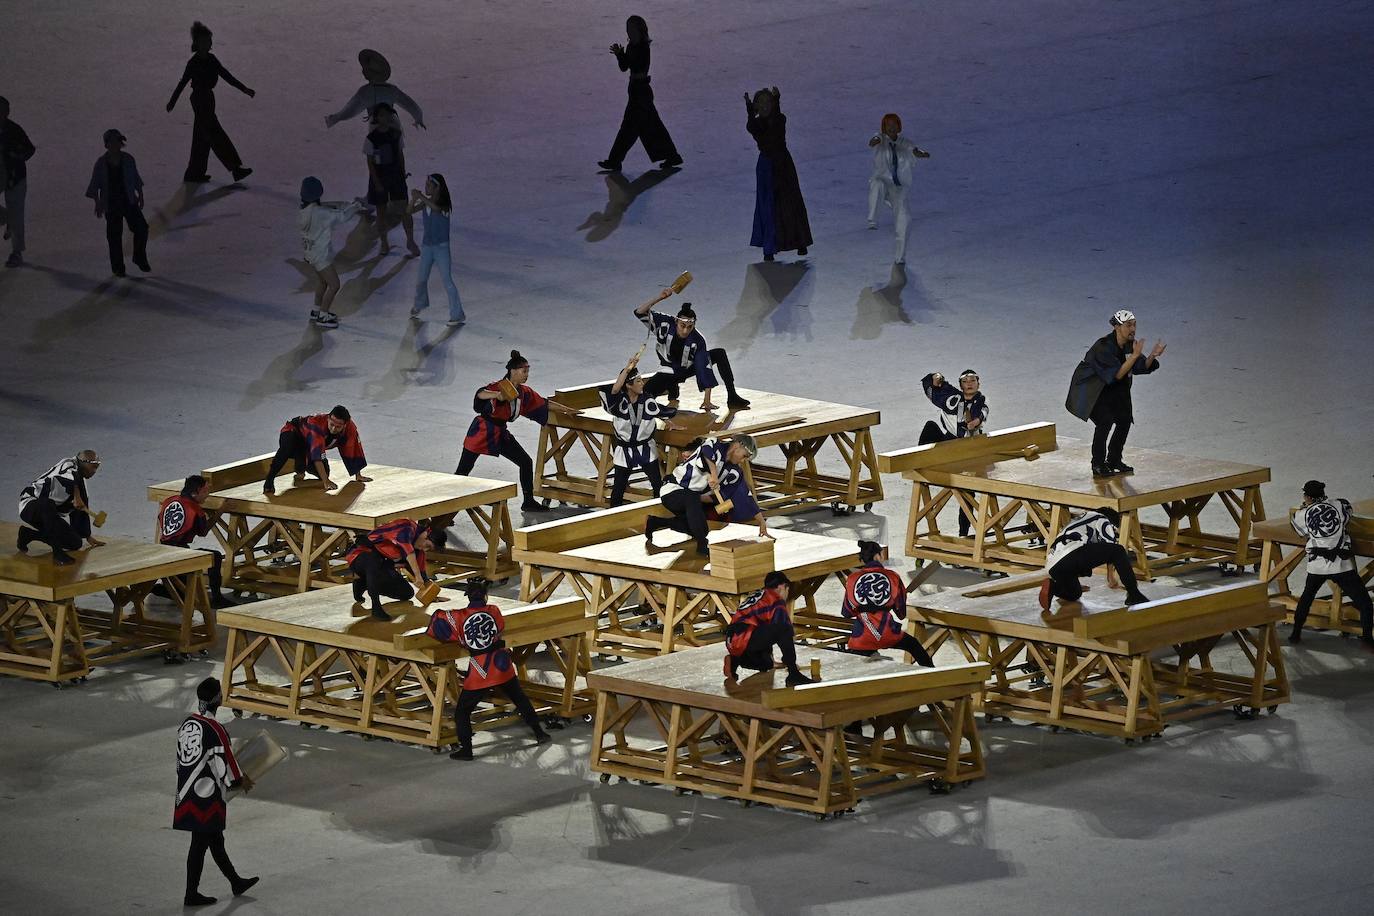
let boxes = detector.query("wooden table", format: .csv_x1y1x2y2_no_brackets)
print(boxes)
149,458,518,597
0,522,213,683
1254,499,1374,637
909,574,1289,740
536,384,883,515
218,585,593,749
517,502,858,657
589,645,988,816
879,423,1271,580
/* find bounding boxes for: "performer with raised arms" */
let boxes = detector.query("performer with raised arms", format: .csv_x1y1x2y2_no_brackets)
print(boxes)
634,284,750,410
600,349,683,505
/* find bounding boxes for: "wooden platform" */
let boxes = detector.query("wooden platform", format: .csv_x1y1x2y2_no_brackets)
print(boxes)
878,422,1271,580
535,384,883,515
589,645,988,815
148,460,518,596
909,574,1289,739
0,522,214,683
516,502,858,656
218,585,594,748
1255,499,1374,637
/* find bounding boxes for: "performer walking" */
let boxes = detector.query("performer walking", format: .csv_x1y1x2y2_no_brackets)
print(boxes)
919,369,988,537
601,350,682,505
345,518,437,620
1038,507,1148,610
324,49,425,131
0,96,36,268
648,434,766,556
408,172,465,326
157,475,233,609
1066,310,1165,477
425,577,552,760
841,541,933,665
175,677,258,907
1287,480,1374,648
17,451,105,565
263,405,371,494
866,113,929,264
165,22,254,184
85,129,150,277
724,571,813,685
634,286,750,409
745,86,812,261
598,15,682,173
297,176,364,329
364,103,419,257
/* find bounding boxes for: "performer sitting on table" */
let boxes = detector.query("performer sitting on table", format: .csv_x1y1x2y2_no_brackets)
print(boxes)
724,571,813,685
17,450,105,565
1039,507,1148,610
175,676,258,908
263,405,371,494
842,541,933,666
634,288,750,409
1066,310,1165,477
919,369,989,536
601,350,683,506
425,576,552,760
1288,480,1374,649
345,518,436,621
157,474,233,609
457,349,579,513
648,434,765,557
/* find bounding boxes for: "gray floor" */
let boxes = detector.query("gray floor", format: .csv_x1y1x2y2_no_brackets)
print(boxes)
2,1,1373,913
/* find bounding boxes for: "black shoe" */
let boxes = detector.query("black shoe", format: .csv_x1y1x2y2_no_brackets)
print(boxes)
231,167,253,182
1287,631,1302,644
211,593,237,609
52,550,75,566
231,876,259,897
113,268,126,278
644,516,662,542
533,728,552,744
1125,592,1149,607
450,745,474,761
353,580,366,602
726,395,751,409
520,499,549,513
797,247,808,256
184,174,212,183
785,669,815,687
763,253,775,262
1108,461,1134,474
5,252,21,268
134,259,152,273
695,542,711,557
660,154,683,168
1091,463,1113,477
370,606,391,621
184,892,217,906
597,159,622,172
16,526,34,552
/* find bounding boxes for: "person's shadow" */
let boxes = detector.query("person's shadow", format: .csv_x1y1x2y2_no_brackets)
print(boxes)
363,321,464,401
282,251,409,320
239,324,355,409
717,260,810,353
578,167,680,242
850,263,942,339
147,182,245,239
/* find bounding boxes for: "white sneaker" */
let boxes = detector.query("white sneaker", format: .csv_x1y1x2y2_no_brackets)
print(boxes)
410,308,423,320
446,317,466,327
315,311,340,329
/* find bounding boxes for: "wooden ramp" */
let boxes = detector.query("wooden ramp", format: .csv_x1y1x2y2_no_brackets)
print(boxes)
1254,498,1374,637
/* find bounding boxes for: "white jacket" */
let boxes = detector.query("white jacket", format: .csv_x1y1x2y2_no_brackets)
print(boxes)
298,201,360,268
1292,497,1356,576
869,134,920,187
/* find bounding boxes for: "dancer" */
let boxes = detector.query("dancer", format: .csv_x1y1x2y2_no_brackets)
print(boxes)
324,49,425,130
165,21,254,184
157,475,233,608
866,113,929,265
600,350,682,506
176,677,258,907
920,370,988,444
364,103,419,256
1287,480,1374,649
1038,507,1148,610
409,172,465,326
598,15,682,172
0,96,35,268
457,350,579,512
345,518,437,621
1066,310,1165,476
425,577,552,760
297,176,363,329
85,129,149,277
648,434,766,556
634,287,750,409
263,406,370,494
724,571,813,685
17,451,105,565
744,86,812,261
841,541,934,665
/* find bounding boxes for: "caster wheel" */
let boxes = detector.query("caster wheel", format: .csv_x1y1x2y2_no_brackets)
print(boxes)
432,746,444,755
929,780,950,796
232,709,243,718
199,649,210,657
1124,738,1137,746
363,734,374,741
582,714,595,724
599,773,612,784
52,682,64,690
864,503,874,512
1050,725,1061,733
300,722,312,729
741,799,753,808
1267,705,1279,714
815,813,829,822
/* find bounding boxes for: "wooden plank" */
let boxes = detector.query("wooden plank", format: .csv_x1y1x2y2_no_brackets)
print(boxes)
202,453,277,491
515,502,669,554
1073,581,1267,639
393,596,589,651
0,523,212,601
878,423,1057,475
762,662,990,709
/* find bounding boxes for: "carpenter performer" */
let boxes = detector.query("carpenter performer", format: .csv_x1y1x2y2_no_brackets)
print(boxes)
724,571,814,685
1039,507,1148,610
157,474,233,608
634,287,750,410
1288,480,1374,649
648,434,766,557
1066,310,1165,477
345,518,437,621
919,370,988,536
601,349,683,506
263,405,370,494
842,541,933,665
17,451,105,565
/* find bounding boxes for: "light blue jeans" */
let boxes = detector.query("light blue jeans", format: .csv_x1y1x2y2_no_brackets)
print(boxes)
414,243,464,321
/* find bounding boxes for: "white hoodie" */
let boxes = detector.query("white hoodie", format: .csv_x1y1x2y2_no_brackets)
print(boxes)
298,201,361,269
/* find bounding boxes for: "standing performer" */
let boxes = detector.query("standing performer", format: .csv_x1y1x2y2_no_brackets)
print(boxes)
364,103,419,257
263,405,370,494
345,518,437,621
648,434,766,556
600,350,682,506
175,677,258,907
920,369,988,537
0,96,36,268
1287,480,1374,648
745,86,812,262
866,113,929,265
17,451,105,565
1038,507,1149,610
841,541,934,666
409,172,465,326
157,475,233,609
723,571,813,685
457,350,579,513
598,15,683,173
425,577,552,760
85,128,150,277
1066,310,1165,477
297,176,364,329
165,21,254,184
634,287,750,409
324,49,426,130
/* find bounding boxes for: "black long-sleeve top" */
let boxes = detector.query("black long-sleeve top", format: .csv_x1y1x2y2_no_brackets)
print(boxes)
746,106,789,159
613,41,650,78
169,52,250,106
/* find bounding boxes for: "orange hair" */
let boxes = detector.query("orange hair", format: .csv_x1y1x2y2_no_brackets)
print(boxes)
881,113,902,133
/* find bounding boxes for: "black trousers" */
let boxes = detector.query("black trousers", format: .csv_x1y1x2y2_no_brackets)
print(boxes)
457,438,535,503
454,678,541,747
642,348,742,402
186,91,244,179
186,829,240,893
349,552,413,610
265,429,324,482
919,422,970,535
734,617,799,673
1090,395,1132,466
610,461,663,507
165,543,225,597
1048,541,1141,602
1292,570,1374,637
105,205,149,273
660,487,709,549
19,498,90,554
850,633,934,667
607,80,679,165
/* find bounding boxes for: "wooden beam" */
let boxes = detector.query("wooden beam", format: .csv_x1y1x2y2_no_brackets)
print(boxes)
877,422,1057,475
762,661,990,709
201,453,278,492
1073,580,1268,639
515,501,671,554
393,596,589,651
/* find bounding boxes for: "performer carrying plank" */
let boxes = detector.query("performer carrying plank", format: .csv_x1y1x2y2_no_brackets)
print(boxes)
634,286,750,410
842,541,933,665
263,405,371,494
1288,480,1374,649
601,349,683,506
17,450,105,565
724,571,814,685
648,434,765,557
345,518,438,620
157,474,233,608
1066,310,1165,477
1038,507,1149,610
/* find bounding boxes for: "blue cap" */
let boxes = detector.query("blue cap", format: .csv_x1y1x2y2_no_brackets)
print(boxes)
300,176,323,203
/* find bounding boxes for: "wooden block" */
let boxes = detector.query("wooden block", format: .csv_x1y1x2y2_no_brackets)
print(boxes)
1073,580,1267,639
515,501,670,554
709,538,775,578
763,662,990,709
877,422,1057,475
202,453,277,492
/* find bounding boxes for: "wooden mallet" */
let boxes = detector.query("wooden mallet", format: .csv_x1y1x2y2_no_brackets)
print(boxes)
414,579,441,607
91,510,108,528
994,444,1041,462
669,271,692,294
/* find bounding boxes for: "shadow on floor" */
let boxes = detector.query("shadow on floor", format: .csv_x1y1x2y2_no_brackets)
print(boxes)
849,263,943,339
239,324,353,410
147,181,246,239
717,261,812,353
362,321,463,400
578,167,679,242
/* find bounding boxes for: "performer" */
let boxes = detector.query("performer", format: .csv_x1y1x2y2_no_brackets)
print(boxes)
297,176,364,329
175,677,258,907
919,369,988,538
1,95,36,268
425,577,552,760
723,571,813,685
842,541,934,666
648,434,765,556
634,287,750,409
1066,310,1165,477
165,21,254,184
263,405,370,494
344,518,437,621
457,350,579,513
1287,480,1374,648
409,172,465,326
745,86,812,261
866,113,929,265
364,103,419,257
85,128,150,277
157,475,233,608
598,15,683,172
1038,507,1148,610
601,350,683,506
17,451,105,565
325,49,426,130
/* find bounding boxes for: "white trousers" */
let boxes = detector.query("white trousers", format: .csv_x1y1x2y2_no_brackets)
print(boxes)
867,176,911,262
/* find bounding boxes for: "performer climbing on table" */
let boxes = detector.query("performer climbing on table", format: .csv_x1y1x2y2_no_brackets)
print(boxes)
345,518,438,621
1287,479,1374,649
1038,507,1148,611
601,349,683,506
1066,310,1165,477
724,571,814,685
263,405,371,494
919,369,989,536
648,434,766,557
842,541,933,665
634,287,750,409
157,474,233,609
17,450,105,565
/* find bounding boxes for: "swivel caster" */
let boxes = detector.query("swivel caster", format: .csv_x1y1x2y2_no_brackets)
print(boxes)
740,798,753,808
864,503,874,512
582,714,595,724
1267,705,1279,714
363,734,374,741
51,681,65,690
815,813,830,822
929,779,951,796
299,722,313,729
1050,725,1061,733
1124,738,1137,746
599,773,613,784
432,746,445,755
232,709,243,718
543,716,568,730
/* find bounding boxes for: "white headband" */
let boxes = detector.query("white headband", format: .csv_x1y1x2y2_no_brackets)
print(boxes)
1111,309,1135,325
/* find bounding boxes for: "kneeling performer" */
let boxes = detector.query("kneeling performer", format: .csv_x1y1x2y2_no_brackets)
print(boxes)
842,540,933,665
17,450,106,565
345,518,436,621
724,571,813,685
648,434,766,556
1038,507,1148,610
263,405,370,494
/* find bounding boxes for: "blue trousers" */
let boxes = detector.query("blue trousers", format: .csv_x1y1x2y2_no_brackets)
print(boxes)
414,244,464,321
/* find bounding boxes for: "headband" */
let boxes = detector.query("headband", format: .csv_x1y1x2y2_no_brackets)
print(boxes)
1111,309,1136,326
